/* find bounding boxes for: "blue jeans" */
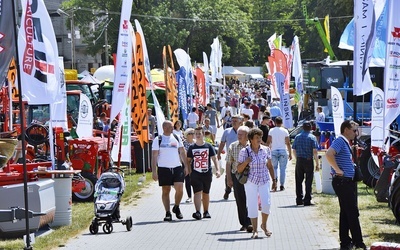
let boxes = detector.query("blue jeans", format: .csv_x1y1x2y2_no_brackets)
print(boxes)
271,149,288,186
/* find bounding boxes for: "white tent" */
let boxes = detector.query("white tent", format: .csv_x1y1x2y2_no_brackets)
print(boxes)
221,66,246,76
93,65,114,82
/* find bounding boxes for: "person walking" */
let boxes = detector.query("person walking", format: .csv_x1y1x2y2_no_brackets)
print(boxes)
186,127,221,220
152,121,189,221
187,107,199,128
221,110,233,129
183,128,195,203
267,116,292,191
325,120,367,250
316,106,326,122
217,114,243,200
291,121,319,206
226,126,252,233
237,128,276,239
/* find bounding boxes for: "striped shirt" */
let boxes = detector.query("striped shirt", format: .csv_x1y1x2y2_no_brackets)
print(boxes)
238,145,272,185
292,131,318,158
329,136,355,178
226,141,248,173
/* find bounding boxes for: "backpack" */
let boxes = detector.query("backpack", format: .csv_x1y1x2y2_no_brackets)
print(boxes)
158,133,180,146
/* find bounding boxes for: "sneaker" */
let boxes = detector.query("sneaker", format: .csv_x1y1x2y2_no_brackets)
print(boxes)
192,211,202,220
186,198,192,203
203,211,211,219
280,185,285,191
172,205,183,219
164,211,172,221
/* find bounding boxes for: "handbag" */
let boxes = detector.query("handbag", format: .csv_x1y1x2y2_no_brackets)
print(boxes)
354,164,363,182
236,148,250,185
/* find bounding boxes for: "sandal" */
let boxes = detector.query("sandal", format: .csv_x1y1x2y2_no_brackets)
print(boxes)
260,224,272,237
251,231,258,239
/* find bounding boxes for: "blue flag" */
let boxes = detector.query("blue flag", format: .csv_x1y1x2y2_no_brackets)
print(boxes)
177,67,188,122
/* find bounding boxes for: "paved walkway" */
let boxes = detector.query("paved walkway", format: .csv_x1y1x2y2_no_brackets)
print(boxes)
62,127,340,250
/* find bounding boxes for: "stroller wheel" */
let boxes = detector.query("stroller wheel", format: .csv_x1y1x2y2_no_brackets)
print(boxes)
103,223,113,234
89,222,99,234
126,216,133,231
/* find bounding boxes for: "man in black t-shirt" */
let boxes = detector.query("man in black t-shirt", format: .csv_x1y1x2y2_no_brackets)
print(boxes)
259,115,270,146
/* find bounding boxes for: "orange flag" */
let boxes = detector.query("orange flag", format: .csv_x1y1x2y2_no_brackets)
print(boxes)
131,32,148,148
163,45,179,124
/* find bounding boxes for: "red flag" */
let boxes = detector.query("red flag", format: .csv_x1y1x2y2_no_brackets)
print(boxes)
196,67,206,106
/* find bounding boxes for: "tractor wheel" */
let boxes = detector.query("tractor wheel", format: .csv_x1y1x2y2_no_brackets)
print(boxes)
389,177,400,223
72,172,97,202
359,144,380,188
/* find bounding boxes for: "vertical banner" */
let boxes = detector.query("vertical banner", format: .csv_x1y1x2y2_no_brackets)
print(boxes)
324,15,330,53
134,20,164,136
131,32,148,149
0,0,15,84
18,0,60,105
112,87,131,162
76,93,93,138
292,36,303,95
268,56,279,99
371,87,384,165
196,67,206,107
331,86,344,136
109,0,133,121
51,57,68,130
203,52,210,103
177,67,188,122
267,33,277,56
353,0,376,95
167,45,179,123
276,72,293,128
383,0,400,148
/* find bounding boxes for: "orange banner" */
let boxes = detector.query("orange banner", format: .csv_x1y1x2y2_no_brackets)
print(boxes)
164,45,179,124
195,67,206,107
131,32,148,148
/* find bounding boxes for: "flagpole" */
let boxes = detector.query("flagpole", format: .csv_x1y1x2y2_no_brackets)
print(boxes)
11,0,32,248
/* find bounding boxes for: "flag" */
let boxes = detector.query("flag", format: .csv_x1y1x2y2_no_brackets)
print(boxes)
177,67,189,122
324,15,330,53
276,72,293,129
174,48,194,112
0,0,15,85
371,87,384,165
109,0,133,121
339,0,387,67
18,0,60,105
331,86,344,136
51,57,68,130
111,87,131,163
134,19,164,136
353,0,376,96
267,56,279,99
196,67,206,107
292,36,303,95
76,93,93,138
203,52,210,103
168,45,179,123
131,32,148,149
383,0,400,148
267,33,277,55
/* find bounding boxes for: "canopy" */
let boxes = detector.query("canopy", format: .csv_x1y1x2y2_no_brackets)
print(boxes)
93,65,114,82
222,66,246,76
81,74,102,84
248,73,264,80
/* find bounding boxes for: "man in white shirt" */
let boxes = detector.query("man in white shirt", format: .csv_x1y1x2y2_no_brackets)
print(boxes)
267,116,292,191
219,94,226,112
220,101,232,120
240,101,254,118
187,107,199,128
152,121,189,221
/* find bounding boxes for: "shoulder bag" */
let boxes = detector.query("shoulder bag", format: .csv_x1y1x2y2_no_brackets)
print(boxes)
235,148,251,185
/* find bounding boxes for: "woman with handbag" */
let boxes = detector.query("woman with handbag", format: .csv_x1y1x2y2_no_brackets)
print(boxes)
237,128,276,239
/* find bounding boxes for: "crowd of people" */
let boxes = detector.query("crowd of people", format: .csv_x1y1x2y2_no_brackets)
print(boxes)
150,81,366,248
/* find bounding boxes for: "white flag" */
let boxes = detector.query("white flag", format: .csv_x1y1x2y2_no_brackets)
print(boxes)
203,52,210,103
18,0,60,105
76,93,93,138
353,0,376,95
331,86,344,137
109,0,133,121
383,0,400,148
50,57,68,130
371,87,384,165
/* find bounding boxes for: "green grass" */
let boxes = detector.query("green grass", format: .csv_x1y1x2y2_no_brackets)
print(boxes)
314,182,400,246
0,172,151,250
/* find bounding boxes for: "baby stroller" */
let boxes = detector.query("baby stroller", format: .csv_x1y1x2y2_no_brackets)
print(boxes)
89,167,132,234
